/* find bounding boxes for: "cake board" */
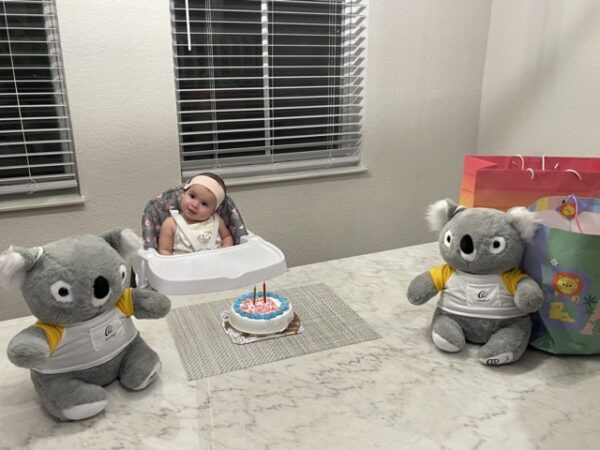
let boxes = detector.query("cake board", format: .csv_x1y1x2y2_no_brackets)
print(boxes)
219,311,304,344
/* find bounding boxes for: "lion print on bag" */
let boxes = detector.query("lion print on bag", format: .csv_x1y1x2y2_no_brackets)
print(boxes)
552,272,584,304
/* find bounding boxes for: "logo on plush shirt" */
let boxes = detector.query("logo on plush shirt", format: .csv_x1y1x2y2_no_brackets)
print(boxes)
466,283,500,306
105,325,114,337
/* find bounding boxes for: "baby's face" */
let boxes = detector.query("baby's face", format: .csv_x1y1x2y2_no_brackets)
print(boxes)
180,184,216,222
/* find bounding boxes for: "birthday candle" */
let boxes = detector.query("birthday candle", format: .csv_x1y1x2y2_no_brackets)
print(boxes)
253,286,256,305
263,282,266,303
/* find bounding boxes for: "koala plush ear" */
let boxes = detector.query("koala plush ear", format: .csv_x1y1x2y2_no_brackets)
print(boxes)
426,199,465,231
505,207,539,242
101,229,143,258
0,246,43,289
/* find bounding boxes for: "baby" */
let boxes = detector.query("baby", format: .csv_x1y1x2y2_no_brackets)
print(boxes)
158,173,233,255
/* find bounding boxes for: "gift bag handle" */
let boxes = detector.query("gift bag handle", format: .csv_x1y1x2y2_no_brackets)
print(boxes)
511,154,584,181
560,194,584,233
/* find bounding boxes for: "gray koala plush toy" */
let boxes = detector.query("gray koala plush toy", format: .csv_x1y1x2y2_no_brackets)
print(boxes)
0,229,171,421
407,199,544,365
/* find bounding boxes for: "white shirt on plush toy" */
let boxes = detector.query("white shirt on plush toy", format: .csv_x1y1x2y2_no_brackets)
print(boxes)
31,289,138,374
430,264,529,320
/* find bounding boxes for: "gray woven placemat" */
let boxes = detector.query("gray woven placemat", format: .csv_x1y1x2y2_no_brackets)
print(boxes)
166,283,381,380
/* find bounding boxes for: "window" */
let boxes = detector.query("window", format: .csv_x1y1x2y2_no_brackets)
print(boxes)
171,0,366,180
0,0,78,201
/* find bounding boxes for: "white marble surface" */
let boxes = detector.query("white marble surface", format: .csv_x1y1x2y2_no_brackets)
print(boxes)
1,242,599,449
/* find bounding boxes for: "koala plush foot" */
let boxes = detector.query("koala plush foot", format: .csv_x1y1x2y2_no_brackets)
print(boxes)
478,318,532,366
119,335,161,391
32,374,108,421
478,350,515,366
431,315,466,353
131,362,161,391
63,399,109,421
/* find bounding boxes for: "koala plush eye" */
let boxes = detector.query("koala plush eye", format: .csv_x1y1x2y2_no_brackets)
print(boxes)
490,236,506,254
119,264,127,286
50,280,74,303
443,230,452,247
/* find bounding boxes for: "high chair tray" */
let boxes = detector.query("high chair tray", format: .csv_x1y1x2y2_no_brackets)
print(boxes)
134,233,286,295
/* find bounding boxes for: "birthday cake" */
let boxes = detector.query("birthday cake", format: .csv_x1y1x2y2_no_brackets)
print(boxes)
229,291,294,335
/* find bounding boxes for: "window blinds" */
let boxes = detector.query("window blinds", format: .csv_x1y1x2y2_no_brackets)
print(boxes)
0,0,77,197
171,0,366,179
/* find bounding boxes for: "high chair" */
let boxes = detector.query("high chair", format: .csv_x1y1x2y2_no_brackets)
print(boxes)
133,182,286,295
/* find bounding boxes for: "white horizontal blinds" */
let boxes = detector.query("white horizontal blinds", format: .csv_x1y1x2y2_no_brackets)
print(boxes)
0,0,77,196
172,0,365,178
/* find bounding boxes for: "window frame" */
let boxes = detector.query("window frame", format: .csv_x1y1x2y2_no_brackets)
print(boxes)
170,0,367,183
0,0,80,207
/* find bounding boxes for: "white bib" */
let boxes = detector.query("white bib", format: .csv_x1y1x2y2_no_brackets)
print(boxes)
171,210,221,253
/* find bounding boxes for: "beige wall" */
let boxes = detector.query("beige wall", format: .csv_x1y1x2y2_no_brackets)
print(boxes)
479,0,600,156
0,0,492,319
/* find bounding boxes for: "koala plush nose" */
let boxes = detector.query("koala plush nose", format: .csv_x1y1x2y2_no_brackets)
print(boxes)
460,234,474,254
93,276,110,299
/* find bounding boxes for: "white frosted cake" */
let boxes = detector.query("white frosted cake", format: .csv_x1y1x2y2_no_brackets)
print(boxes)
229,291,293,335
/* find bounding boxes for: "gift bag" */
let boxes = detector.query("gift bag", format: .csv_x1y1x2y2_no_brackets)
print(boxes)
521,195,600,354
459,155,600,210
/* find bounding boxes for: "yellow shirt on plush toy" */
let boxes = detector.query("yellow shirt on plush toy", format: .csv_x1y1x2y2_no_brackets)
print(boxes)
429,264,529,320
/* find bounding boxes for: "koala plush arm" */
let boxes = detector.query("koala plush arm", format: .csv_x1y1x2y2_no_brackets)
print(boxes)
7,326,49,368
407,271,439,305
131,288,171,319
514,277,544,313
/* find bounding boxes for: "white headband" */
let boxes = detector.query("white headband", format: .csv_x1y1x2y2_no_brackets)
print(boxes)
183,175,225,208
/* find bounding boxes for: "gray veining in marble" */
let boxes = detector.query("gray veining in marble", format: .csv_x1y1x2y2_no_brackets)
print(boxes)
1,242,599,449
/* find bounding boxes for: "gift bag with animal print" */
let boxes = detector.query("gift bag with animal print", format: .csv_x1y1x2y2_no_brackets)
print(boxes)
522,195,600,354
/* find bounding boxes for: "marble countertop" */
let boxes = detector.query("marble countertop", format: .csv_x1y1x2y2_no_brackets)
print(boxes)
1,242,599,449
